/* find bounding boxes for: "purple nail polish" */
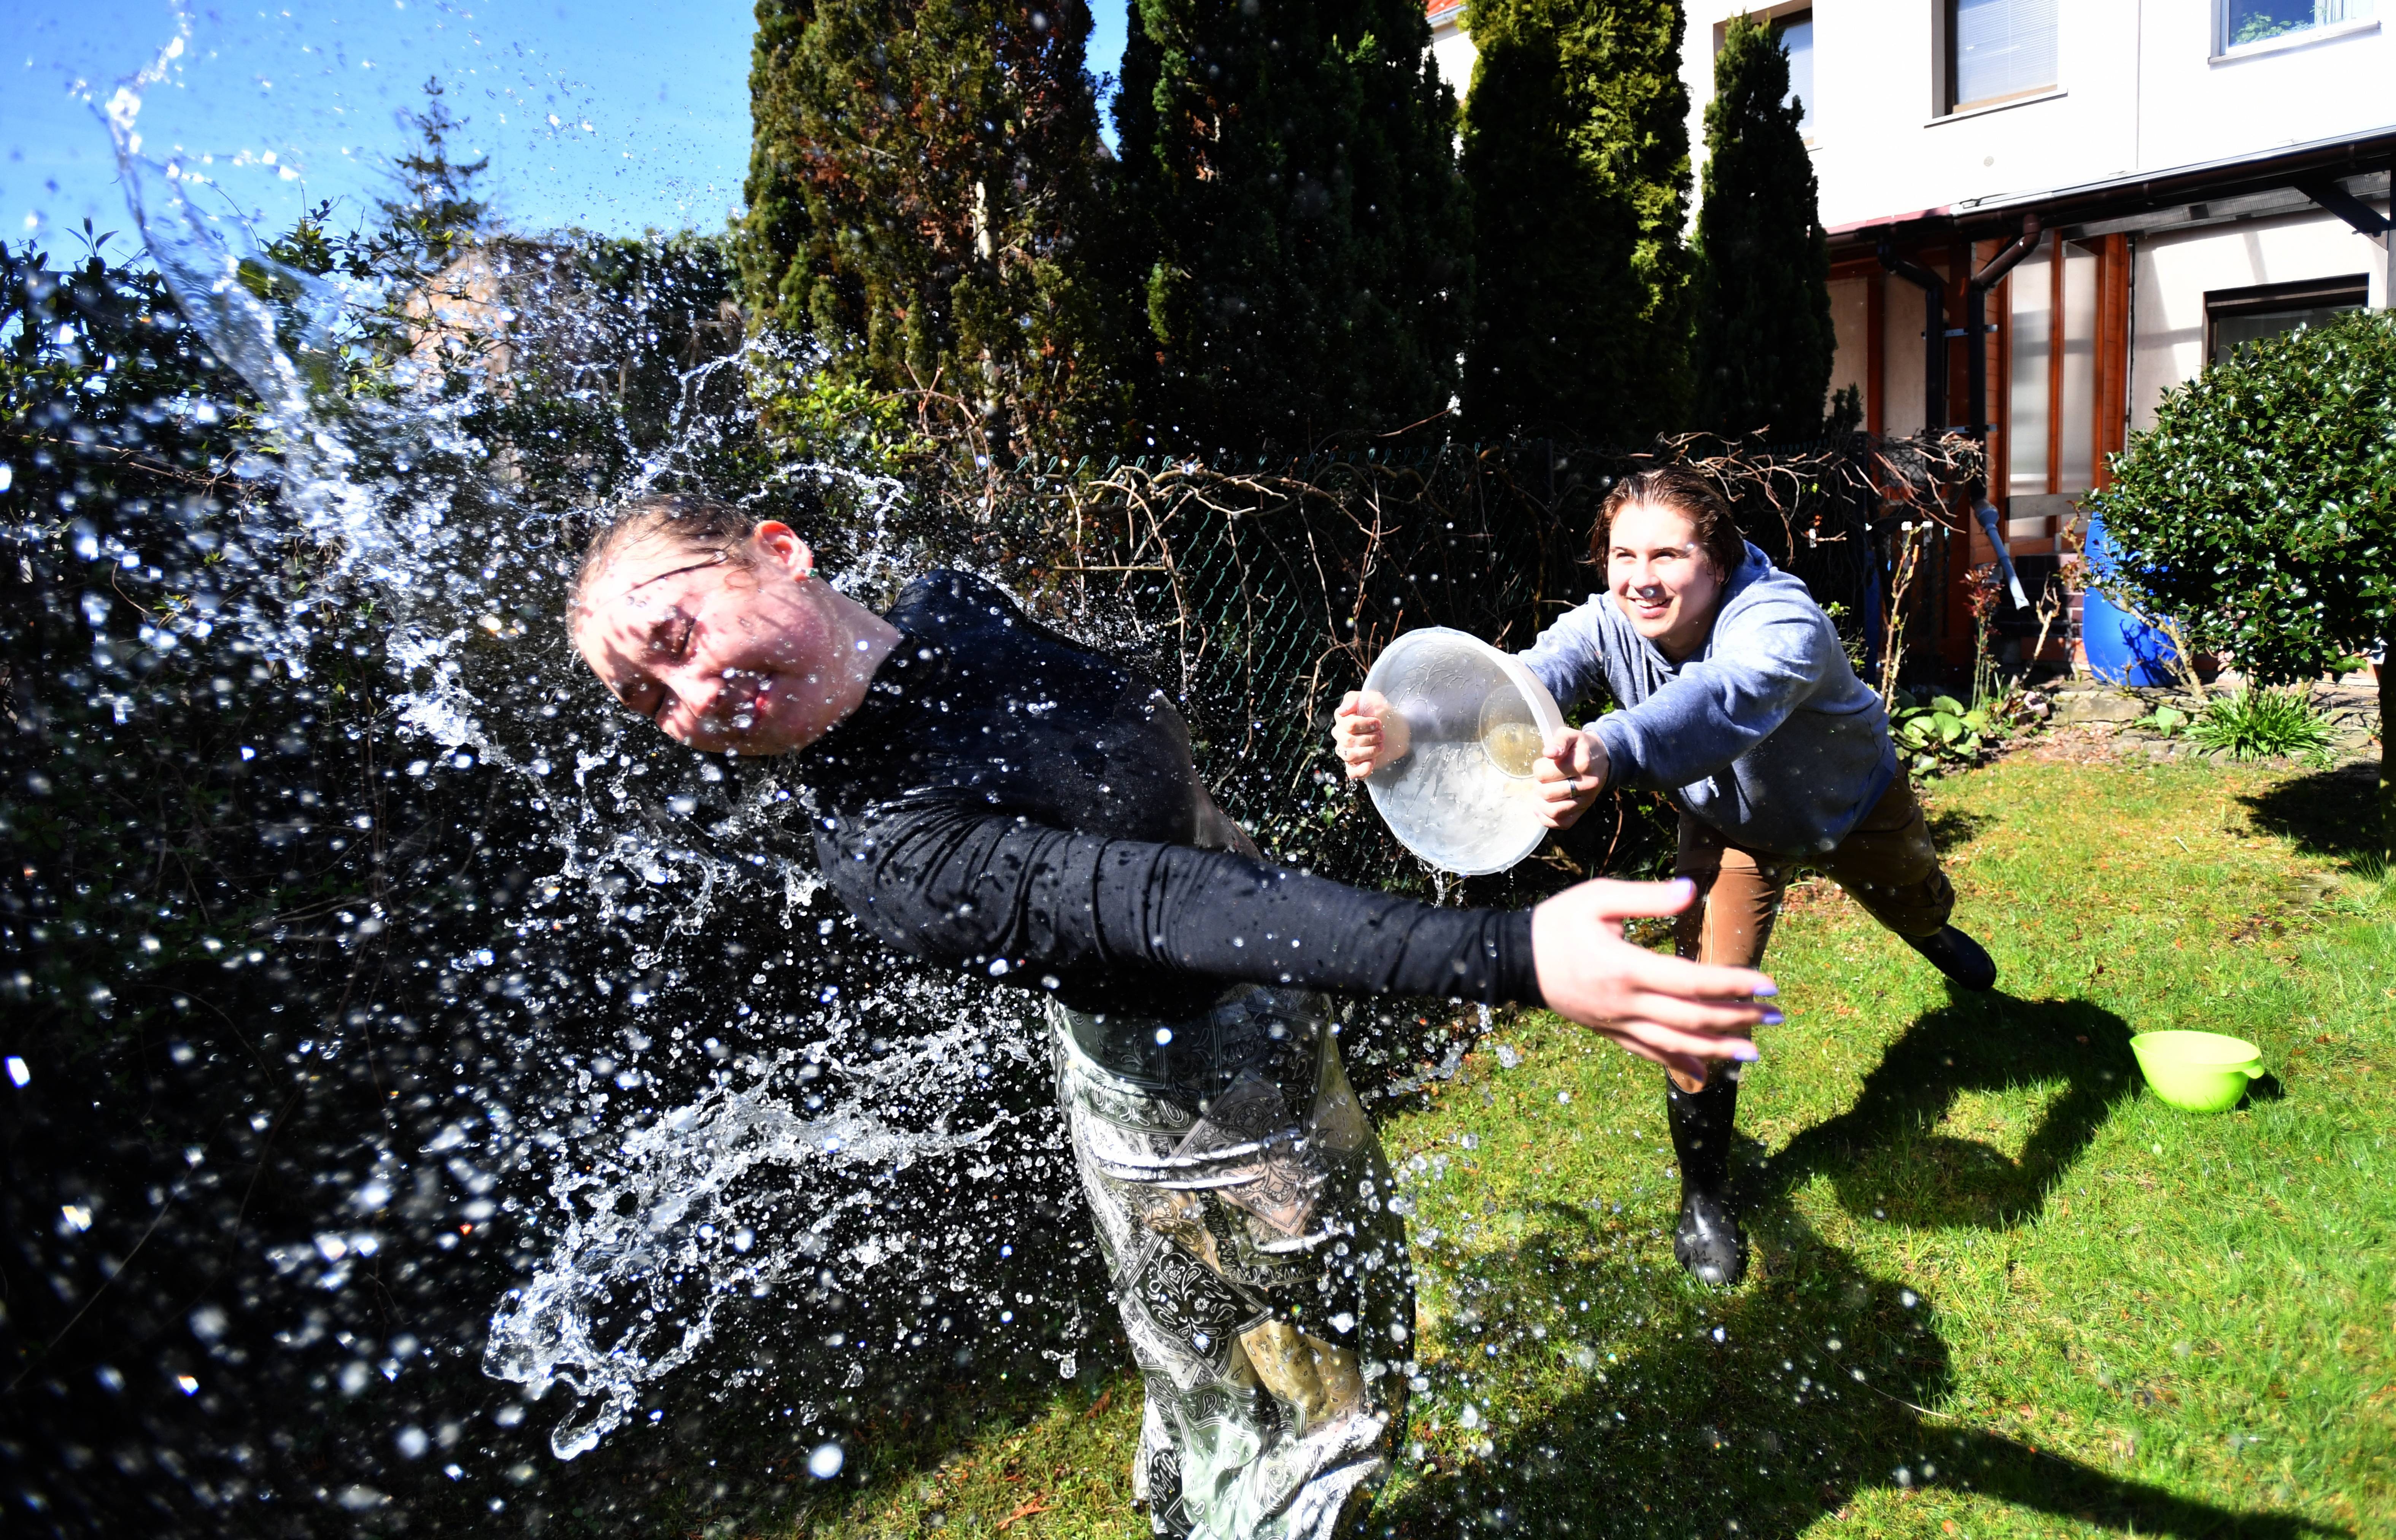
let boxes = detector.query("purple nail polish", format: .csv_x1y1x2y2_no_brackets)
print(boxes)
1732,1043,1760,1061
1760,1010,1785,1027
1752,981,1779,998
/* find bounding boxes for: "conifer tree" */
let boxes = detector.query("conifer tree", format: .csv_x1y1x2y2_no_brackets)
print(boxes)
1690,14,1833,440
740,0,1122,459
374,78,491,282
1114,0,1471,455
1458,0,1692,443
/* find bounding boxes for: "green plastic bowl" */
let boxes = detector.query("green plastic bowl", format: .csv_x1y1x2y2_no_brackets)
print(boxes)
2130,1030,2266,1114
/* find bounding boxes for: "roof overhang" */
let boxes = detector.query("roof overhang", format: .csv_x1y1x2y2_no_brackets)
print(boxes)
1826,126,2396,254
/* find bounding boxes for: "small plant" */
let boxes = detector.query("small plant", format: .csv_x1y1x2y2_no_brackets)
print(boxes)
1888,689,2000,776
1966,562,2005,710
1820,600,1870,675
2131,704,2190,737
2186,686,2335,763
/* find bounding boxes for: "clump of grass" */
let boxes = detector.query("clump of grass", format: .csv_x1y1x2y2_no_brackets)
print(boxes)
2187,685,2334,762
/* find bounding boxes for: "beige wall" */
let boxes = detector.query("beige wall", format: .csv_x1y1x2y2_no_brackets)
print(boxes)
2132,209,2391,431
1826,274,1869,415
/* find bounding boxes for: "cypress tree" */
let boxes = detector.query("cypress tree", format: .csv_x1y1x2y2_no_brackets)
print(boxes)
1458,0,1692,443
1690,14,1833,440
368,78,492,284
1114,0,1471,455
739,0,1122,458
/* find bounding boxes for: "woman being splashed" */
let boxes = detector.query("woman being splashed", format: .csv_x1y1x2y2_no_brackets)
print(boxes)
569,494,1775,1540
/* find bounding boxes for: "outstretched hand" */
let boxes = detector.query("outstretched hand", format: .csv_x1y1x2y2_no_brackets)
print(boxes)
1531,877,1775,1083
1332,690,1410,779
1529,726,1609,829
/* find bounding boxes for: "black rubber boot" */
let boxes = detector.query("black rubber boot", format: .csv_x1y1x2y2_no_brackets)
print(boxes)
1901,925,1998,991
1667,1068,1746,1287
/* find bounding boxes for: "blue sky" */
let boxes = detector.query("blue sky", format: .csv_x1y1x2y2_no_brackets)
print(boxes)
5,0,1130,250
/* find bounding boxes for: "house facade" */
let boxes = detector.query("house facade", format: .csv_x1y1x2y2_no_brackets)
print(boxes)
1428,1,2394,671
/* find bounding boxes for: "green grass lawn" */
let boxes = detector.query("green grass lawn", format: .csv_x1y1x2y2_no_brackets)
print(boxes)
764,756,2395,1540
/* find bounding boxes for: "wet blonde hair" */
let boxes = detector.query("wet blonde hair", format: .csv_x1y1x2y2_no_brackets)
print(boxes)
570,493,763,610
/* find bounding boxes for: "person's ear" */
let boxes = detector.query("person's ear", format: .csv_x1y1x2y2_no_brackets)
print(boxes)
752,522,815,580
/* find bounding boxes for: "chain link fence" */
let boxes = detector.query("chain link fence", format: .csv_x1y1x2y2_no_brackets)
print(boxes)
971,434,1984,908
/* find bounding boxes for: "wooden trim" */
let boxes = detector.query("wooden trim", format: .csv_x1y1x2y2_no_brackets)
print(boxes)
1994,255,2013,505
1866,272,1886,437
1949,240,1972,435
1942,238,1977,672
2046,229,2064,495
2090,232,2131,491
2089,237,2110,493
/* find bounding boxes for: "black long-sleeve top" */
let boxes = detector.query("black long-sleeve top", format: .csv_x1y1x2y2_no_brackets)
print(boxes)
798,571,1543,1020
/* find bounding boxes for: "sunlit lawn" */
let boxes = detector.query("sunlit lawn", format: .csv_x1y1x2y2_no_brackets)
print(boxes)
761,755,2395,1540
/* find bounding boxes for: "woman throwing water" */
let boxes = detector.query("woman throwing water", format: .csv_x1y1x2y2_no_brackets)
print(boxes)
569,494,1773,1540
1334,466,1996,1289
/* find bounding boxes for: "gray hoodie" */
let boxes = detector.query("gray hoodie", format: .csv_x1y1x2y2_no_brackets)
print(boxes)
1517,541,1896,858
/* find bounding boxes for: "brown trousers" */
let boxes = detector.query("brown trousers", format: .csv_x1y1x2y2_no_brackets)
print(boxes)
1666,777,1954,1093
1672,775,1955,975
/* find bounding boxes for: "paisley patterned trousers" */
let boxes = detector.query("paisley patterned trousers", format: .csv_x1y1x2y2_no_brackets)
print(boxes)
1049,987,1414,1540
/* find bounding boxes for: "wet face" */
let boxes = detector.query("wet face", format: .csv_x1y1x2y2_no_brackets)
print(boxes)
1606,501,1726,663
570,521,852,755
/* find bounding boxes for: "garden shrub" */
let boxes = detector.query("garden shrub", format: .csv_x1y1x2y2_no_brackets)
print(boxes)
2088,307,2394,848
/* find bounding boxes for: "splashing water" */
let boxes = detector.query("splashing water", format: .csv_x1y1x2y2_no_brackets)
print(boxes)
485,1021,1015,1459
0,32,1122,1533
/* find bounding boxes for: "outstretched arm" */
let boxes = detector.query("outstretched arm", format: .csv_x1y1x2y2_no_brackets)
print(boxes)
1532,878,1771,1082
1591,609,1833,790
821,806,1770,1066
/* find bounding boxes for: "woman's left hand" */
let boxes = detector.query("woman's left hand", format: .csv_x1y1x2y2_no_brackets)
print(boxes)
1531,728,1609,830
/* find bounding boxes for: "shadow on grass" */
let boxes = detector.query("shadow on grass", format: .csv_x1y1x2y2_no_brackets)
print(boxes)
2239,763,2382,865
1384,1206,2343,1540
1925,804,1992,850
1764,989,2142,1230
1375,991,2344,1536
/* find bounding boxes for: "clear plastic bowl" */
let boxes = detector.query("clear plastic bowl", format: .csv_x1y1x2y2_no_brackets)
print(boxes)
1360,627,1566,876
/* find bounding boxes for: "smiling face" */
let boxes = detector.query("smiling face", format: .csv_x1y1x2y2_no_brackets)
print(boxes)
570,521,871,755
1606,500,1727,662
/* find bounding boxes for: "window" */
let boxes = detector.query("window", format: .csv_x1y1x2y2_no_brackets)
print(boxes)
1946,0,2059,112
2205,276,2367,366
1778,12,1816,137
2221,0,2377,52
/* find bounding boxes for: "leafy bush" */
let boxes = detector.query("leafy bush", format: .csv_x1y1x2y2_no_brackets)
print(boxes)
2089,305,2391,850
2087,309,2394,690
1888,689,2000,776
2188,685,2336,763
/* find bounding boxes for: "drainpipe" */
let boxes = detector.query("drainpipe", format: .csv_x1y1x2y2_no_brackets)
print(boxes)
1877,237,1946,432
1962,213,2043,611
1972,499,2031,611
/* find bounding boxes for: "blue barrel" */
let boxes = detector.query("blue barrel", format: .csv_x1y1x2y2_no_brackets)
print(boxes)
2080,513,2180,686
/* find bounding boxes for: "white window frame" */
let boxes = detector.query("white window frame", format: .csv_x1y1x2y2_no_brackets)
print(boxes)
2212,0,2380,62
1936,0,2062,118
